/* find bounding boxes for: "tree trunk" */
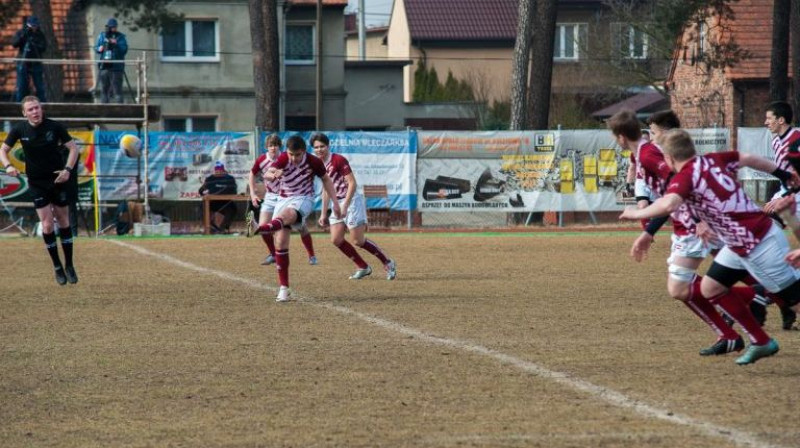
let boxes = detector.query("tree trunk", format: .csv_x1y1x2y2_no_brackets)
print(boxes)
509,0,535,130
29,0,64,102
770,0,790,101
791,0,800,122
526,0,557,130
248,0,279,130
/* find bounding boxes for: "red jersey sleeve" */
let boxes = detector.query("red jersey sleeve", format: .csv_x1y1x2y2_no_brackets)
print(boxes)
665,164,694,199
271,152,289,169
307,154,328,177
251,154,266,175
333,154,353,177
639,144,671,180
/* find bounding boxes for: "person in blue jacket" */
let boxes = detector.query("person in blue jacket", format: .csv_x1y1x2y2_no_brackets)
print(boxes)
95,18,128,103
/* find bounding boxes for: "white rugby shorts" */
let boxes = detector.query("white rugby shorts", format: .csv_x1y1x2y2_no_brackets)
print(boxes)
328,193,368,229
712,222,800,292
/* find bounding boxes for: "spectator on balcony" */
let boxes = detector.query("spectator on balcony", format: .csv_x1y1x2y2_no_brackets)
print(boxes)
12,16,47,102
95,17,128,103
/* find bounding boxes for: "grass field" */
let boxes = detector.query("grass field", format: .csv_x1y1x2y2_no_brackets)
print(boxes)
1,232,799,448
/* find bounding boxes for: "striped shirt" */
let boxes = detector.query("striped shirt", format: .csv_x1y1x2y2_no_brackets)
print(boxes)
322,153,353,200
270,151,327,197
771,127,800,173
666,151,772,256
251,153,280,194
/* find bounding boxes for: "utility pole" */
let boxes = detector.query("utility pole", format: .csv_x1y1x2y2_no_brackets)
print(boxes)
316,0,323,130
359,0,366,60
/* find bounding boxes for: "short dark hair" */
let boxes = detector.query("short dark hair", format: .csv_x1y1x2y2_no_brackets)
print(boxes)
309,133,330,147
766,101,793,124
607,110,642,141
647,110,681,130
285,135,306,153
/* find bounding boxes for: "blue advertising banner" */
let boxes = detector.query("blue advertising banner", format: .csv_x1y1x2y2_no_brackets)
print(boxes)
96,131,255,201
258,131,417,211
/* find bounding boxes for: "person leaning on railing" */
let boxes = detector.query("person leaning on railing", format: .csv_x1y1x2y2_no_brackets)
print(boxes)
11,16,47,102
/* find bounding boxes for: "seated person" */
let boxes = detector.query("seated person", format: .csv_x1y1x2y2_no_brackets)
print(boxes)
199,161,238,233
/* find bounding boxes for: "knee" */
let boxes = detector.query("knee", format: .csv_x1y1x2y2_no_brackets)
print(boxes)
332,235,345,246
40,221,55,234
668,285,691,302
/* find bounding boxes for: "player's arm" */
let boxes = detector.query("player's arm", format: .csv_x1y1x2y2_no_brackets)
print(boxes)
620,193,683,221
319,188,330,228
320,174,342,219
739,153,798,187
342,172,357,213
0,143,19,177
247,170,261,206
54,140,79,184
786,249,800,268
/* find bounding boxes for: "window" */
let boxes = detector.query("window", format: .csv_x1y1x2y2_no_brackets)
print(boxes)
161,20,219,62
613,23,649,59
163,116,218,132
554,24,587,61
286,24,315,64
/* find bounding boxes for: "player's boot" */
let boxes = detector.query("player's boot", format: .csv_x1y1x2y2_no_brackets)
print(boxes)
275,286,292,303
699,336,744,356
54,266,67,286
749,301,767,327
309,256,318,265
261,254,275,265
735,339,780,365
65,265,78,284
349,266,372,280
780,306,797,330
384,259,397,280
245,210,255,238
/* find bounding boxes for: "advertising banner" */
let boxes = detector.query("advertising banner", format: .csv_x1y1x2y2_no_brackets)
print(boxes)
417,129,729,212
0,130,96,203
260,131,416,210
737,127,774,180
96,131,255,201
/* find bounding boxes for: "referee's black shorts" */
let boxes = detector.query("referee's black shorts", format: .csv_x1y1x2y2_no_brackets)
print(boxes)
28,180,71,209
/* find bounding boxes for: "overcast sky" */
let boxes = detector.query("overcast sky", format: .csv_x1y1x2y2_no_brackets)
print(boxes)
346,0,393,27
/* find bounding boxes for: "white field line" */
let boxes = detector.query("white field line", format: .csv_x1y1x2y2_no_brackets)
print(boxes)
107,239,786,448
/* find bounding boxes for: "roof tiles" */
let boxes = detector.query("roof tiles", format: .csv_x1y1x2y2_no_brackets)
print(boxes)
404,0,518,41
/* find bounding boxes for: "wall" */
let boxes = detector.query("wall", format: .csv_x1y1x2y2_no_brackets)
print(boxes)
344,63,407,130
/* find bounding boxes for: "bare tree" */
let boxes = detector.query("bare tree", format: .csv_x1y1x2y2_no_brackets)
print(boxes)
526,0,557,130
248,0,279,130
509,0,535,130
770,0,790,101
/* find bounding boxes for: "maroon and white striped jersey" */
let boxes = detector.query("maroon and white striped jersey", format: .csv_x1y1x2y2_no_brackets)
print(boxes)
771,127,800,172
251,153,280,194
321,153,353,200
636,140,670,196
270,151,327,198
665,151,773,256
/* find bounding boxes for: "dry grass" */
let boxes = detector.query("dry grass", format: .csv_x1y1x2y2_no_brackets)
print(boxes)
1,232,799,448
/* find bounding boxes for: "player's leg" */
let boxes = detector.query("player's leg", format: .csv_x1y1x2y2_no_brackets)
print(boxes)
347,195,396,280
274,228,292,302
32,185,69,285
327,197,370,279
298,225,316,264
704,248,778,365
257,199,300,233
666,252,742,355
259,207,276,265
52,202,77,284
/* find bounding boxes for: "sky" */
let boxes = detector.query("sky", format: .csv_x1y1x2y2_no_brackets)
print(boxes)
346,0,394,27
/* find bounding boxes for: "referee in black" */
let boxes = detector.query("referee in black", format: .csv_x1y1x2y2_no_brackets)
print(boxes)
0,96,80,285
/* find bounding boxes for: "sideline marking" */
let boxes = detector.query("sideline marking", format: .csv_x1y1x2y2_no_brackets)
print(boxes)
107,239,785,448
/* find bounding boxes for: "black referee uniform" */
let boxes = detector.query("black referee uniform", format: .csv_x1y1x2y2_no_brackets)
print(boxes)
4,117,79,285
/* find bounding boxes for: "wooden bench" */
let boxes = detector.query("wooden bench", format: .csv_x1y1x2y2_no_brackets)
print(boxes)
363,184,391,228
202,194,250,234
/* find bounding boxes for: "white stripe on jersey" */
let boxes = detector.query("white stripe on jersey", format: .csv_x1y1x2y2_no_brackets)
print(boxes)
279,153,316,197
256,153,280,194
771,127,800,172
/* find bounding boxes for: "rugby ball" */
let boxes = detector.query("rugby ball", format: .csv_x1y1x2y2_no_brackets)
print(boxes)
120,134,142,158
